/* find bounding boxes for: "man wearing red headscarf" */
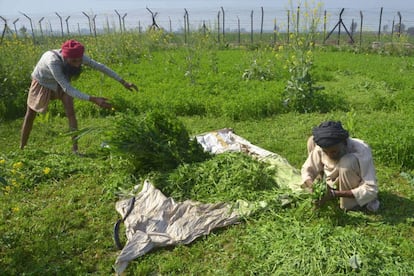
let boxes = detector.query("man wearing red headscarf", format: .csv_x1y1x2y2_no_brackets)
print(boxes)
20,39,138,154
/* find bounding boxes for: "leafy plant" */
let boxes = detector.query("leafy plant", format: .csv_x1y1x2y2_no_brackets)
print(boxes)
311,178,327,201
107,109,210,176
242,49,278,81
280,35,330,113
153,151,279,203
400,171,414,187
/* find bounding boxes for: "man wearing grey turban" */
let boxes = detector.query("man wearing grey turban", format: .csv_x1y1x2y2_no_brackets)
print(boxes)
301,121,380,212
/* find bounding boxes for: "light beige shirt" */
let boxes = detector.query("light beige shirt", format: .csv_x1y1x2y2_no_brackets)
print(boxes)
301,138,378,206
31,50,123,101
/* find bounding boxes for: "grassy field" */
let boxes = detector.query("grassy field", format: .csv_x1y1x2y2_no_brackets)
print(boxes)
1,32,414,275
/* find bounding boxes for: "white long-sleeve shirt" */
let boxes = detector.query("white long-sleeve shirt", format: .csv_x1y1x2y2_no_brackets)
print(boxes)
31,50,123,101
301,138,378,206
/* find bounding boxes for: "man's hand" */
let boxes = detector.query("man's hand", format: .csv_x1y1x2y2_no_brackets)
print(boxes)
89,96,112,109
301,179,314,193
121,80,138,92
315,187,335,207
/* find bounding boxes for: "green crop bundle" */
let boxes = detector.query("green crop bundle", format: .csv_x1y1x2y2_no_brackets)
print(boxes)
154,151,279,203
108,109,210,176
311,179,327,201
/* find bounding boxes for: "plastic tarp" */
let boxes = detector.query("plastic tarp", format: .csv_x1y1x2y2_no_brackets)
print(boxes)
114,128,303,274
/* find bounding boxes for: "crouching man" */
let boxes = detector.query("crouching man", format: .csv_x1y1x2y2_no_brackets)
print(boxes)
301,121,380,212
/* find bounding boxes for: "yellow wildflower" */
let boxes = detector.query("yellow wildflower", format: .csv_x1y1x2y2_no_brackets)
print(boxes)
0,159,5,165
13,162,23,169
43,167,51,175
12,207,20,213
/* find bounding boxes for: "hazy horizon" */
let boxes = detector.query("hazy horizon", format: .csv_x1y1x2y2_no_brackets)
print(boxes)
1,0,413,33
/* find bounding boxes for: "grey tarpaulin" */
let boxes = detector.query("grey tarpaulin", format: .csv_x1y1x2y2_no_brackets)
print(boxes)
114,128,303,273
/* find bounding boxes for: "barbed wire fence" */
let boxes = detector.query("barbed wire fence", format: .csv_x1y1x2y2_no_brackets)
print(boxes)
1,6,414,46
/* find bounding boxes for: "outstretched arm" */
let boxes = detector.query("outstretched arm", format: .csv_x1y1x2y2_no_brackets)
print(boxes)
83,55,139,92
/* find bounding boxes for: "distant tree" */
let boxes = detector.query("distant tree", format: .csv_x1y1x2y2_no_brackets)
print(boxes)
350,21,358,33
19,26,27,36
407,27,414,36
394,23,406,34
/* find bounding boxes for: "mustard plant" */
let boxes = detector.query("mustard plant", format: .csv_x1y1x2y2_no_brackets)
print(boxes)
280,1,327,113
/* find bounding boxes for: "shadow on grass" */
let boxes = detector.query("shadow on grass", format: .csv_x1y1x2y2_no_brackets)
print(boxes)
376,190,414,225
324,192,414,226
323,190,414,226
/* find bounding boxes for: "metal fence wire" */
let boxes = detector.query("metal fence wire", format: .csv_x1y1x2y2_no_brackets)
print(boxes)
1,6,414,46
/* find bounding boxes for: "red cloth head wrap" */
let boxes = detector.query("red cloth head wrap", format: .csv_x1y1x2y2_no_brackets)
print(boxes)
61,39,85,59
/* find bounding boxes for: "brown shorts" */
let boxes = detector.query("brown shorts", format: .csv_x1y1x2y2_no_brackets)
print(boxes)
27,79,64,113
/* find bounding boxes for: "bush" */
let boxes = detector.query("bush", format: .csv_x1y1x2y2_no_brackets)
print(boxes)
107,109,210,176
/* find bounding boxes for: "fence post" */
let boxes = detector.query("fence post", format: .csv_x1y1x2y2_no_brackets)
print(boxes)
397,12,402,38
237,16,240,44
38,17,44,38
273,18,277,45
323,10,327,43
0,16,7,44
337,9,343,45
202,20,206,35
260,6,264,40
296,6,300,34
65,16,70,35
217,11,220,43
20,12,35,43
287,10,290,44
250,10,254,44
359,11,363,48
186,9,190,38
122,13,127,33
82,12,92,35
114,10,122,33
221,7,225,41
92,15,97,37
13,18,19,36
351,19,354,37
184,9,189,44
377,7,383,41
55,12,64,37
183,10,187,44
47,20,53,35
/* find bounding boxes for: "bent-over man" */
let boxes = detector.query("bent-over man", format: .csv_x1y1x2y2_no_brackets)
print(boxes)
301,121,380,212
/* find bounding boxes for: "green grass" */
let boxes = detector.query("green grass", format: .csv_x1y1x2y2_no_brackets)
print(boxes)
1,35,414,275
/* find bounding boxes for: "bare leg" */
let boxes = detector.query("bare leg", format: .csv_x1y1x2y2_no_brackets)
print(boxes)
61,94,78,153
20,106,37,149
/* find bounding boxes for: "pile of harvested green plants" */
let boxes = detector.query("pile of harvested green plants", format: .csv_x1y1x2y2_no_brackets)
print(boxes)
105,110,298,206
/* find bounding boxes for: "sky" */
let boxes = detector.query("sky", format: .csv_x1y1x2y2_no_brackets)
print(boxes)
1,0,413,32
1,0,412,15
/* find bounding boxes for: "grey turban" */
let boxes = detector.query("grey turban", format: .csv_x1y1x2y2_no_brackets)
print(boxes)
312,121,349,148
